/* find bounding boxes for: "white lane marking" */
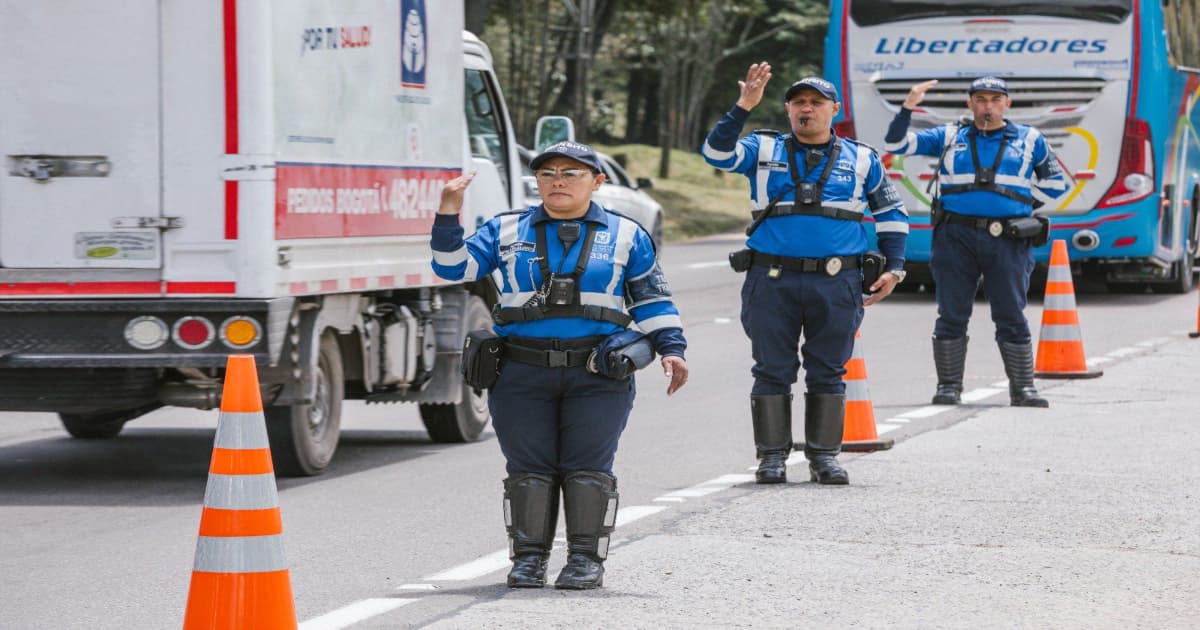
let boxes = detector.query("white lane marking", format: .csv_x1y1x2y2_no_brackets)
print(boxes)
659,474,755,499
898,406,950,419
713,317,732,324
990,380,1010,388
1137,337,1169,347
686,261,729,269
396,584,439,591
876,423,903,434
960,387,1004,402
300,598,419,630
422,549,510,581
1088,356,1113,366
616,505,668,526
1107,347,1140,358
653,496,686,503
883,417,910,423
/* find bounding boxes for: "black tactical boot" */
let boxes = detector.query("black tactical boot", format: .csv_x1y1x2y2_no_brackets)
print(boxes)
998,341,1049,408
931,336,969,405
555,471,617,590
751,394,792,484
805,393,849,485
503,474,559,588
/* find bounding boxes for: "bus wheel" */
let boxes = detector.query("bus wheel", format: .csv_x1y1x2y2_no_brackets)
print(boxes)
419,296,491,443
266,331,344,476
1155,192,1198,294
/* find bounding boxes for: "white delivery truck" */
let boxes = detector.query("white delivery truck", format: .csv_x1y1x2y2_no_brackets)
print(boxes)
0,1,523,474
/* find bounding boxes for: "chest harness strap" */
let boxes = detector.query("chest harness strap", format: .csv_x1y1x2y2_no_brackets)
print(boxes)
940,130,1035,206
750,139,862,223
492,221,633,327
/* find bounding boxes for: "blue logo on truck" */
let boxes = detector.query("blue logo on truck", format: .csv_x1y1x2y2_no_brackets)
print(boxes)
401,0,427,88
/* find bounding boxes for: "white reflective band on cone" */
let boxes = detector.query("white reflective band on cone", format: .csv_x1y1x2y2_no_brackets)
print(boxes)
1047,266,1073,282
844,379,870,402
1043,294,1077,311
204,473,280,510
213,412,270,450
1039,324,1082,341
849,340,864,359
193,535,288,573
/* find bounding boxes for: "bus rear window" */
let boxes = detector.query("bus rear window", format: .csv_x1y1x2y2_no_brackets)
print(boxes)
850,0,1132,26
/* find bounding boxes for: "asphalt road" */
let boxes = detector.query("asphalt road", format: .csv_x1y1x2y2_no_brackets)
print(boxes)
0,235,1195,629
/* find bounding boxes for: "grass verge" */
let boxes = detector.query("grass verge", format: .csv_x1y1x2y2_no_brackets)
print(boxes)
595,143,751,241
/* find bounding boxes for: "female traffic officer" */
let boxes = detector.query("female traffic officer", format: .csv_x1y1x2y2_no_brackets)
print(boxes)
430,141,688,590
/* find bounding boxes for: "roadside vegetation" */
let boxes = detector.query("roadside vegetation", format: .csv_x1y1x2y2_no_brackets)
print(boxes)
595,143,749,241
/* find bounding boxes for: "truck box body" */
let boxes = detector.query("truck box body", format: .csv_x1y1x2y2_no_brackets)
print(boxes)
0,0,523,473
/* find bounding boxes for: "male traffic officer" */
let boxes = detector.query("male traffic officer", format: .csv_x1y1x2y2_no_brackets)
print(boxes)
702,63,909,485
884,76,1067,408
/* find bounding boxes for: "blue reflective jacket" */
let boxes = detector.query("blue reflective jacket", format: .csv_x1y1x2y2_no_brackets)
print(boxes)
701,105,909,271
884,109,1067,218
430,203,686,358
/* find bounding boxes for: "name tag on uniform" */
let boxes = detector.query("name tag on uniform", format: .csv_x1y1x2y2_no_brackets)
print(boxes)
759,160,789,172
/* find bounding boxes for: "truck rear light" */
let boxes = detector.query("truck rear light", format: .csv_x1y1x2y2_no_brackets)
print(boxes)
834,119,856,139
1097,117,1154,208
173,316,215,349
220,316,261,349
125,316,169,350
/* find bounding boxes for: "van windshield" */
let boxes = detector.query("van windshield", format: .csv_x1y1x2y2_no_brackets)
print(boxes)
850,0,1132,26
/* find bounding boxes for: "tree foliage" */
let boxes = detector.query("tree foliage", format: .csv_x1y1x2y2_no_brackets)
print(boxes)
478,0,828,174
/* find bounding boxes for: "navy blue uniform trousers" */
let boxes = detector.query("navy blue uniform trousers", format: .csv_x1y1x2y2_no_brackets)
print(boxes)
740,265,864,396
488,360,635,476
930,222,1035,343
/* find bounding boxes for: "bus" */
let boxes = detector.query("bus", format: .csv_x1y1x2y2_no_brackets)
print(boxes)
826,0,1200,292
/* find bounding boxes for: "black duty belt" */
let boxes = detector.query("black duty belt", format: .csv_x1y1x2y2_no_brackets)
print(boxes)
751,251,860,275
939,210,1021,238
503,335,605,368
750,202,864,222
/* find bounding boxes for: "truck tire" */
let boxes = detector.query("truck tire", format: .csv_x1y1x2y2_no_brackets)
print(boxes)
266,331,343,476
419,295,491,443
59,412,127,439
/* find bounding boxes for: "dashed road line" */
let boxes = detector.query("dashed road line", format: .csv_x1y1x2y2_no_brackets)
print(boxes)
961,387,1004,402
300,598,419,630
686,261,730,269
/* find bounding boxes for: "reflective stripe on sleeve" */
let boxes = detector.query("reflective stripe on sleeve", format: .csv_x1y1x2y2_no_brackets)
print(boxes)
754,135,777,210
636,314,683,332
213,412,270,450
203,473,280,510
875,220,909,234
193,534,288,573
433,247,467,267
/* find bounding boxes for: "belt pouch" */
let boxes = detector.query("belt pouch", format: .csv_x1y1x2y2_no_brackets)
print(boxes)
861,252,885,294
1004,216,1048,243
462,329,504,390
729,248,754,272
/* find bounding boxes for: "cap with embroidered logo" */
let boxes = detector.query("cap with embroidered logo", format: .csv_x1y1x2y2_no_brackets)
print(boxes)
784,77,839,103
968,76,1009,96
530,141,603,173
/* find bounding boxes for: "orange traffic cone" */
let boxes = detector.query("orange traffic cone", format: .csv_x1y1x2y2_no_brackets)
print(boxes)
840,330,893,452
1034,240,1102,379
183,355,297,630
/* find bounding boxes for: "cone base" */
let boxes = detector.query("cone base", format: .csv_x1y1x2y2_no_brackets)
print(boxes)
1035,368,1103,379
793,439,894,453
1189,332,1200,338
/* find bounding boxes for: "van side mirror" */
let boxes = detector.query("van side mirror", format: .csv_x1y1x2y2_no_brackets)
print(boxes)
636,177,654,190
534,116,575,152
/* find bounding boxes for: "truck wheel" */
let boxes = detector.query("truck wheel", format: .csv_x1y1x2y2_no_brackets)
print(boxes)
419,295,491,443
59,412,127,439
266,331,343,476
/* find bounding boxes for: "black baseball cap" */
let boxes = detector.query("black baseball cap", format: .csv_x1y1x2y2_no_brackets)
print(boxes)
530,141,603,172
968,76,1009,96
784,77,839,103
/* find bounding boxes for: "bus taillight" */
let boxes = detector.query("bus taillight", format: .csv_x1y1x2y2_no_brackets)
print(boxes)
1097,117,1155,209
834,119,857,140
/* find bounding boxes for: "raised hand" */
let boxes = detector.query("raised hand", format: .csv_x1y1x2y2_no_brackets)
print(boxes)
437,170,477,215
736,62,773,111
903,79,939,110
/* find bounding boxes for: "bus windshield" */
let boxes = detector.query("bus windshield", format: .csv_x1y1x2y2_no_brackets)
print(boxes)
850,0,1132,27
